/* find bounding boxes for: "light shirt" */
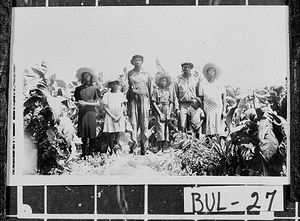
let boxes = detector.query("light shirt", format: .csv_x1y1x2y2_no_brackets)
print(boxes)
128,69,153,96
173,74,200,109
189,107,205,129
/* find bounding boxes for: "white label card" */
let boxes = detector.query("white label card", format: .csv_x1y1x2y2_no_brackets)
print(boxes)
184,186,283,213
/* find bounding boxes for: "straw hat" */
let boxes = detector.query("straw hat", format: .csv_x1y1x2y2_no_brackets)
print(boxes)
202,63,222,80
76,67,99,83
155,72,172,87
102,75,120,88
181,62,194,69
130,55,144,65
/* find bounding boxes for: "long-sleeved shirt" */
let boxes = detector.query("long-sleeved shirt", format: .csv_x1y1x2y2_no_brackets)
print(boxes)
173,74,200,110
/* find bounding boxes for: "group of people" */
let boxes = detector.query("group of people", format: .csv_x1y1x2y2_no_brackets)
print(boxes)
74,55,227,157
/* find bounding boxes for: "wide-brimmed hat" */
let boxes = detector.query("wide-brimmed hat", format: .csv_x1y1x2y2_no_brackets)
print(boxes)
76,67,99,83
130,55,144,65
181,62,194,69
102,75,121,88
155,72,172,87
202,63,222,80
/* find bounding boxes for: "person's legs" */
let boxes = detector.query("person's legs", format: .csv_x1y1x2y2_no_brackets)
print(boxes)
195,126,201,139
114,132,120,154
129,100,138,142
139,95,150,155
108,133,115,155
81,137,87,157
129,134,137,153
155,116,165,155
88,138,97,155
179,105,189,132
156,141,163,155
162,140,169,152
80,111,97,157
114,132,119,144
129,100,138,153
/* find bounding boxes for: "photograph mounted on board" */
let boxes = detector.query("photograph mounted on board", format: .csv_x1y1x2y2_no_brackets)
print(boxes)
8,5,289,185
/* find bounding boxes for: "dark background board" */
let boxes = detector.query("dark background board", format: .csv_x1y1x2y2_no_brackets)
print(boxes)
0,0,11,219
1,0,299,220
289,0,300,203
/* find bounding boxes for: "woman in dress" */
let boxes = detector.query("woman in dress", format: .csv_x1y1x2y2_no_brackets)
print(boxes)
151,72,173,154
74,67,100,157
199,63,226,137
102,76,127,155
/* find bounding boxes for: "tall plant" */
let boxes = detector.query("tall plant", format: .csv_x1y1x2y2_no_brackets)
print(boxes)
23,61,70,174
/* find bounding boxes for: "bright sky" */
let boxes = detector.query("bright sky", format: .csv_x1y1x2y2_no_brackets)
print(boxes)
11,6,289,88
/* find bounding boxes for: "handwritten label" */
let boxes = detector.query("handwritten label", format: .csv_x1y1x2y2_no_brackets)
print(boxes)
184,186,283,213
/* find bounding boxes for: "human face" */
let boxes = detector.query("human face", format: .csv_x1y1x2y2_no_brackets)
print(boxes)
133,57,143,67
191,99,200,109
109,81,119,92
182,65,191,75
159,77,168,88
82,72,92,84
207,68,216,79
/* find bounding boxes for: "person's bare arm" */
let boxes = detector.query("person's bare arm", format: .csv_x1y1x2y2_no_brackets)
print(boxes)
78,100,100,107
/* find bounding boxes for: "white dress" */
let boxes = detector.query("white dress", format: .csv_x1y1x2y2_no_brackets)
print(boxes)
199,80,226,135
102,91,126,133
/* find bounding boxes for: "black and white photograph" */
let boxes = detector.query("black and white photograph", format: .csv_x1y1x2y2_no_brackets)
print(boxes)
8,5,289,185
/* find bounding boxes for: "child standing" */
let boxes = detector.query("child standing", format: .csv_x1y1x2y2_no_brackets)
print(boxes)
151,72,173,155
102,76,127,155
188,97,205,139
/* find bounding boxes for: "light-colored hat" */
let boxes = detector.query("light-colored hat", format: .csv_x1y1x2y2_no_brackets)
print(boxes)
155,72,172,88
181,62,194,69
130,55,144,65
102,75,121,88
202,63,222,80
76,67,99,83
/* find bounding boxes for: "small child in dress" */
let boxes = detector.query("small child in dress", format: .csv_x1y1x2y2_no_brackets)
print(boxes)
151,72,173,155
188,97,205,139
102,76,127,155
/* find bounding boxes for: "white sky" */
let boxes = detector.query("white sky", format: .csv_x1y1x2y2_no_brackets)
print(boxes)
11,6,289,88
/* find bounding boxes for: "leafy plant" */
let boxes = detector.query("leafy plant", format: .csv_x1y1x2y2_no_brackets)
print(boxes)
23,62,71,174
171,88,287,176
172,133,222,175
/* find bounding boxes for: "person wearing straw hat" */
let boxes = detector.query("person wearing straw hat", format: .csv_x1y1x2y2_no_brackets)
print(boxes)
126,55,154,155
151,71,173,155
102,75,127,155
199,62,226,137
173,62,201,133
74,67,100,158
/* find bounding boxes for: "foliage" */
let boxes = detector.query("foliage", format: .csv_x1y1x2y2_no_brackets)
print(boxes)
24,104,69,174
23,62,71,175
172,89,287,176
171,133,222,175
